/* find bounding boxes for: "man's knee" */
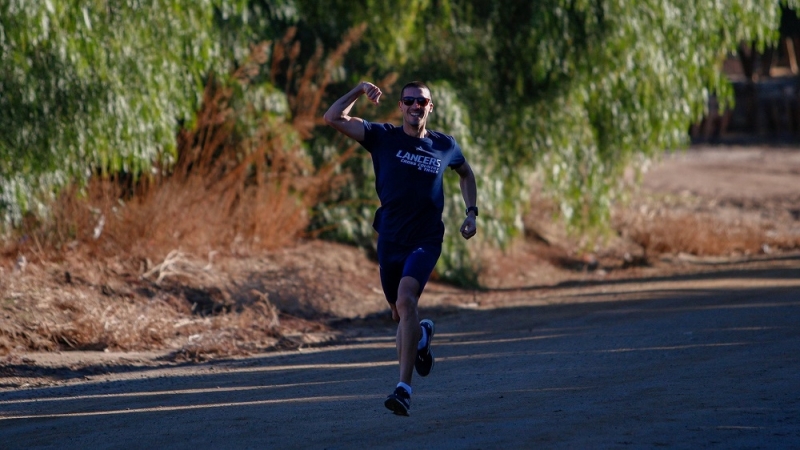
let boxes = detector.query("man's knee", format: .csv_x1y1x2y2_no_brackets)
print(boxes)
395,293,418,318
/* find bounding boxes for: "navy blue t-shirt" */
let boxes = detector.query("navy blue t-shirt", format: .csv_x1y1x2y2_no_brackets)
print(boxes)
359,121,466,245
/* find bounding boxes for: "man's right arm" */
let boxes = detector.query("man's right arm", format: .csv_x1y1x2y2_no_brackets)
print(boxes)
323,81,382,142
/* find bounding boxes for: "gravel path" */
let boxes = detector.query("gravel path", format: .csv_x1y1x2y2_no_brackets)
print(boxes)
2,258,799,449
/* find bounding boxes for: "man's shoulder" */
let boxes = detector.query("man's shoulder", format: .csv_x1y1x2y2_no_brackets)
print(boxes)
361,122,402,148
427,130,458,146
364,121,401,133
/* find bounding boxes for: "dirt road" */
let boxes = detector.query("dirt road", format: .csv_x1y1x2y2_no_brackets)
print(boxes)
2,257,799,449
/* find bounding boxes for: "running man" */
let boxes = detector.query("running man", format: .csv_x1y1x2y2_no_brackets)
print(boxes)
323,81,478,415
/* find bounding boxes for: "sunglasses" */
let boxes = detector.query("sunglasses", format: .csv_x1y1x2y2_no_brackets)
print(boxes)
401,96,431,107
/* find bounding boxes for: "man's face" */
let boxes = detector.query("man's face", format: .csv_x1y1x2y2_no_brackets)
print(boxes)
399,87,433,128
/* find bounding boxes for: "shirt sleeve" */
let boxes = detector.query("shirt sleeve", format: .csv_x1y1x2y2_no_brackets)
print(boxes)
448,139,466,168
360,121,393,153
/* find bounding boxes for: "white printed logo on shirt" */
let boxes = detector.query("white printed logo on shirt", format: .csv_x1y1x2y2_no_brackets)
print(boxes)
395,147,442,174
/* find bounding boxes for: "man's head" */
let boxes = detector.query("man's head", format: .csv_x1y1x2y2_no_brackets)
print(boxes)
399,81,433,130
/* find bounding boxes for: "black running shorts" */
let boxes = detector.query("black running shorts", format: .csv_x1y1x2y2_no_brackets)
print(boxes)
377,238,442,304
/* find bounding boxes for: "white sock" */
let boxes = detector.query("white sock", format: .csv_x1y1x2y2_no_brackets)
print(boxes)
417,324,428,351
397,382,412,395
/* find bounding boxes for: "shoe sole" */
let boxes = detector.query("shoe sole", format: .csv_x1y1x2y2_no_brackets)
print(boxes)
384,397,410,416
416,350,434,377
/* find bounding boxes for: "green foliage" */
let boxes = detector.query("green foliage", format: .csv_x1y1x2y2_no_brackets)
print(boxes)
307,0,798,282
416,0,798,233
292,0,443,71
0,0,251,225
433,82,530,284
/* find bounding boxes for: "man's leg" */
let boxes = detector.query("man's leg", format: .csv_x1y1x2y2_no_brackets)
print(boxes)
395,276,421,386
383,243,439,415
384,276,420,416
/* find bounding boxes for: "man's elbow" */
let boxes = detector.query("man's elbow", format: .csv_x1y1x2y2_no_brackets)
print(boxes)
457,162,474,180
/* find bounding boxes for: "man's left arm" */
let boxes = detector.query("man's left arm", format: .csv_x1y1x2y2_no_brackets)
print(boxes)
454,161,477,240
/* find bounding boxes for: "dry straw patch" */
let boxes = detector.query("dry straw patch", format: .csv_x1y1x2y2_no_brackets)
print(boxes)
621,212,766,257
0,262,178,354
0,249,330,359
613,198,800,260
521,185,800,275
99,53,326,258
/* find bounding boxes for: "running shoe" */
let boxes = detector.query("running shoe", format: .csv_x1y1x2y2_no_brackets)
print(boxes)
384,386,411,416
415,319,435,377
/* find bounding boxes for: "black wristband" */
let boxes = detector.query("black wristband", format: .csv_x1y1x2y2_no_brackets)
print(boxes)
466,206,478,217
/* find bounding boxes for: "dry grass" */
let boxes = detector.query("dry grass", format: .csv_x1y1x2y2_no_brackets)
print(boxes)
614,201,800,260
0,247,334,359
521,186,800,275
620,212,767,257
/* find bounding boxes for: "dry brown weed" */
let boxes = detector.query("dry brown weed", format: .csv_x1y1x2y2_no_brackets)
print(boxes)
616,207,799,259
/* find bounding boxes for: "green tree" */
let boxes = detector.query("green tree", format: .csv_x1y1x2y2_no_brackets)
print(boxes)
0,0,253,225
414,0,798,228
304,1,798,282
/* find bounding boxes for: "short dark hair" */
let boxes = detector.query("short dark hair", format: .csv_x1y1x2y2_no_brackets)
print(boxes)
400,81,431,99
